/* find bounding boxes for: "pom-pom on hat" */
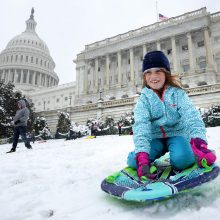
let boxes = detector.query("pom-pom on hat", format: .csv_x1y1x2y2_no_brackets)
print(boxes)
142,50,170,74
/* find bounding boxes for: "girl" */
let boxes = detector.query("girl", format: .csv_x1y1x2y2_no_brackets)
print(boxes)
127,50,216,178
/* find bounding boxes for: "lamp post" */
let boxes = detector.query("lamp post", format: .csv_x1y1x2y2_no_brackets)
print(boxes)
43,101,46,110
69,96,72,106
99,90,102,100
135,84,138,94
179,72,184,83
99,89,103,101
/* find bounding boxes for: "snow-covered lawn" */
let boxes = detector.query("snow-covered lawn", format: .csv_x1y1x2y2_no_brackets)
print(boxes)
0,127,220,220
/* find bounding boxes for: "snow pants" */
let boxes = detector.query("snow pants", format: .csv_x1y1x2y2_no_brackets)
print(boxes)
12,126,32,150
127,136,195,170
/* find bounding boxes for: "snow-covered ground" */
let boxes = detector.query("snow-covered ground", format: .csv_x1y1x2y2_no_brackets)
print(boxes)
0,127,220,220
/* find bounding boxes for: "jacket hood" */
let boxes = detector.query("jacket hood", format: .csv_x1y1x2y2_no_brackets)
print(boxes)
18,100,26,108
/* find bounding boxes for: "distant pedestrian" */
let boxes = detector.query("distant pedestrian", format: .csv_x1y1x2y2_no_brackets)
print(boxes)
93,122,98,138
6,100,32,153
31,129,36,144
91,123,94,136
118,123,122,136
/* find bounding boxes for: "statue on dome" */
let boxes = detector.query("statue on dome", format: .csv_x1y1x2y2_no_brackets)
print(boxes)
30,7,34,19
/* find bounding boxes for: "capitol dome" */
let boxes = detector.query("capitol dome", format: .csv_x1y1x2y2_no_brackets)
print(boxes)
0,8,59,92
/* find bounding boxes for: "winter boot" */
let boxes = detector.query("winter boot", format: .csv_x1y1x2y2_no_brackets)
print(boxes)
25,143,32,149
26,145,32,149
6,148,16,153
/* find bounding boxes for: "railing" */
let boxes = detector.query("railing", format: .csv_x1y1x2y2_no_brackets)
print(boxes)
85,8,207,50
211,12,220,21
102,97,135,107
187,83,220,95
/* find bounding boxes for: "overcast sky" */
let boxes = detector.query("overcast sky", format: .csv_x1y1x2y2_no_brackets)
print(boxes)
1,0,220,85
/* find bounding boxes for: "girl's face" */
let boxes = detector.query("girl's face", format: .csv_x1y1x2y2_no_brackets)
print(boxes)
144,68,166,90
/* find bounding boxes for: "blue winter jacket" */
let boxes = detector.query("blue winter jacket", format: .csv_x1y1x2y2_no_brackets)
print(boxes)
133,86,207,154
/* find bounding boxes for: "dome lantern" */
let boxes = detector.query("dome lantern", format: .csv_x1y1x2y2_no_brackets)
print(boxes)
25,7,37,33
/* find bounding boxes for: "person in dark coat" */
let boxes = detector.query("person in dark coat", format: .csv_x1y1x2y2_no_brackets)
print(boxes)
118,123,122,136
93,122,98,138
31,129,36,144
7,100,32,153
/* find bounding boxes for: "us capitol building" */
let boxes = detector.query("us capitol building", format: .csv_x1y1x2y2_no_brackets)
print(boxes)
0,7,220,132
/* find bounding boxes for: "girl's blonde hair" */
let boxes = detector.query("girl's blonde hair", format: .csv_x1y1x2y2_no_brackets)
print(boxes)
142,68,183,89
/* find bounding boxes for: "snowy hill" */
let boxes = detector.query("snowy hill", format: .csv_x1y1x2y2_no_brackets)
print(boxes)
0,127,220,220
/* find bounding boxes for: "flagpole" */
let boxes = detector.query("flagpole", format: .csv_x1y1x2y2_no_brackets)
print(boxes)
156,0,159,22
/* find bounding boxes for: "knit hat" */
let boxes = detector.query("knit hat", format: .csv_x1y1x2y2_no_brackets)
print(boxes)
142,50,170,74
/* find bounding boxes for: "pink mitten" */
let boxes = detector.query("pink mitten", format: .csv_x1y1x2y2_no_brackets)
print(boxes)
190,138,216,167
136,152,155,179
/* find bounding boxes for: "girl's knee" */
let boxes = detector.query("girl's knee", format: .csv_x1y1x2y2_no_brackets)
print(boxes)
171,153,195,170
168,136,195,170
127,151,137,169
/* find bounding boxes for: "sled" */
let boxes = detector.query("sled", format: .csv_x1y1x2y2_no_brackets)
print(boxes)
101,154,220,202
85,135,95,140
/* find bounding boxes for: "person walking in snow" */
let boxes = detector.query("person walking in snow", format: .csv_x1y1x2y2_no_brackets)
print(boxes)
118,122,122,136
93,122,98,138
7,99,32,153
127,50,216,179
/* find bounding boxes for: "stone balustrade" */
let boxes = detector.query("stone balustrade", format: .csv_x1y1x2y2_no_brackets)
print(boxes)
211,12,220,20
85,7,206,50
187,83,220,96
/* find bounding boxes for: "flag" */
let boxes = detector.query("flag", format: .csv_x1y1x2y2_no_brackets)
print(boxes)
159,13,168,21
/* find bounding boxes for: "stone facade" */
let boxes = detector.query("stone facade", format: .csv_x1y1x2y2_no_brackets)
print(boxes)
74,7,220,106
26,8,220,132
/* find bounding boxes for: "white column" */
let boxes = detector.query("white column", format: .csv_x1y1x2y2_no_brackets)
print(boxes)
50,78,53,87
117,51,122,87
33,71,36,85
36,72,39,85
21,69,24,83
187,32,196,73
27,70,30,84
94,58,98,93
204,27,215,70
3,69,6,83
75,67,80,96
84,61,88,94
156,41,161,50
105,54,110,90
129,48,134,84
39,73,42,86
13,69,16,83
6,70,10,83
143,44,147,57
171,36,178,72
